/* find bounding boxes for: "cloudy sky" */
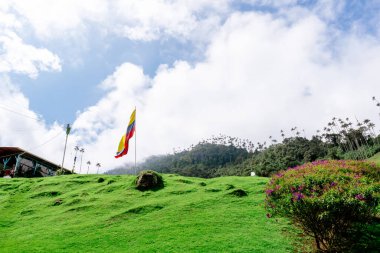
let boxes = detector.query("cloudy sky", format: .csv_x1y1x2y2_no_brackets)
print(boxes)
1,0,380,173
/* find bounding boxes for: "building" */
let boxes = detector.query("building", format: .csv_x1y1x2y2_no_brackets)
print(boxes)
0,147,71,177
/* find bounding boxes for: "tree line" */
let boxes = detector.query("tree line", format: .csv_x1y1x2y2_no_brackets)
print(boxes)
106,116,380,178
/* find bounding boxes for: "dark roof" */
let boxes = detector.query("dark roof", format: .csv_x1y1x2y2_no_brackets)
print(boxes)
0,147,70,172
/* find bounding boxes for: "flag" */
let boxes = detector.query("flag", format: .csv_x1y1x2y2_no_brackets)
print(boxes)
115,109,136,158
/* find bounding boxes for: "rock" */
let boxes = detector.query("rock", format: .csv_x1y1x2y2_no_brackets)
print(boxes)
228,189,248,197
135,170,164,191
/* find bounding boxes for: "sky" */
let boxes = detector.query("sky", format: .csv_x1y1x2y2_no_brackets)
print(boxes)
1,0,380,173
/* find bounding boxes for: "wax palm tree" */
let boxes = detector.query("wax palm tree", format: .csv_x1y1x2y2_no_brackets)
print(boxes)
72,145,79,172
340,120,354,151
366,120,379,145
290,127,295,137
329,118,347,151
79,148,84,174
96,163,101,174
86,161,91,174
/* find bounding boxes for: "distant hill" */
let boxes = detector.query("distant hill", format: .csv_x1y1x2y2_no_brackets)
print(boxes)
0,175,307,252
107,124,380,178
106,142,250,177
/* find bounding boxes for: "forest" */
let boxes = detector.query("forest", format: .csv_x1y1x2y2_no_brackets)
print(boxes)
106,116,380,178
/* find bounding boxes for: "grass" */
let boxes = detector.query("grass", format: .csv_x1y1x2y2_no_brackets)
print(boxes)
368,152,380,166
0,174,307,252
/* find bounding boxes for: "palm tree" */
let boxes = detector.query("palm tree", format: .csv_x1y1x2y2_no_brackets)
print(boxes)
291,127,298,137
79,148,84,174
330,118,348,151
73,145,79,172
340,120,354,151
86,161,91,174
366,121,379,145
96,163,101,174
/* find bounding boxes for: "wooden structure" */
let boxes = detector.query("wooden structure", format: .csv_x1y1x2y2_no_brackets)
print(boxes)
0,147,71,177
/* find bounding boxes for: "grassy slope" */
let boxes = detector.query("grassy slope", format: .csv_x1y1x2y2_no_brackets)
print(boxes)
0,175,304,253
368,152,380,166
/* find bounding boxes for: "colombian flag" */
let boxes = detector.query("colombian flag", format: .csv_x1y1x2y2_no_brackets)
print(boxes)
115,109,136,158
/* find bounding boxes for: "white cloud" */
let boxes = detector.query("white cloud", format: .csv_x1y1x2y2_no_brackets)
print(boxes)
312,0,346,21
0,3,22,29
110,0,229,41
71,63,148,169
0,31,61,78
4,0,228,42
242,0,298,7
9,0,108,39
63,11,380,171
0,2,62,78
1,2,380,174
0,75,66,166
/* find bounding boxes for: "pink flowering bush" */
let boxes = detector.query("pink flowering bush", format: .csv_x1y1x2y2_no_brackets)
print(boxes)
265,160,380,252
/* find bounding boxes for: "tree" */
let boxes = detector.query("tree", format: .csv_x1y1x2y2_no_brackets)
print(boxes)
86,161,91,174
96,163,101,174
73,145,79,172
79,148,85,174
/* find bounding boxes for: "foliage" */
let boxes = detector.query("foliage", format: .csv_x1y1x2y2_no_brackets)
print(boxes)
343,144,380,160
106,117,380,178
251,137,328,177
265,160,380,252
0,175,303,252
139,141,250,178
56,168,73,176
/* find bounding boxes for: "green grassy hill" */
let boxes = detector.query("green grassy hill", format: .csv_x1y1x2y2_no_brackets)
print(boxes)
0,174,305,252
368,152,380,165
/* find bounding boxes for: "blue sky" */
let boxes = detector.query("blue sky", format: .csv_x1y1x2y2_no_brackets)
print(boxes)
1,0,380,172
11,0,380,125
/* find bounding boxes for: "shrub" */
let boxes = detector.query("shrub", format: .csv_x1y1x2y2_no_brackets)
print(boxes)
107,179,116,185
228,189,248,197
134,170,164,191
265,160,380,252
56,168,72,175
343,144,380,160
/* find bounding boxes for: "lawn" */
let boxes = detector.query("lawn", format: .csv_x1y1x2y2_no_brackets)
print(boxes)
0,174,305,252
368,152,380,166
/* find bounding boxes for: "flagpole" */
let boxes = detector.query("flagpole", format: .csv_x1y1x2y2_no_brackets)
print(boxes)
134,106,137,175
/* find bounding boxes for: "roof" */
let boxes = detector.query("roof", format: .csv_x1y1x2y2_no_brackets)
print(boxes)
0,147,70,172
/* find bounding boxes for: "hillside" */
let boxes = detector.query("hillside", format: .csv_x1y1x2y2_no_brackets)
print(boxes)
0,175,306,252
108,128,380,179
368,152,380,165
